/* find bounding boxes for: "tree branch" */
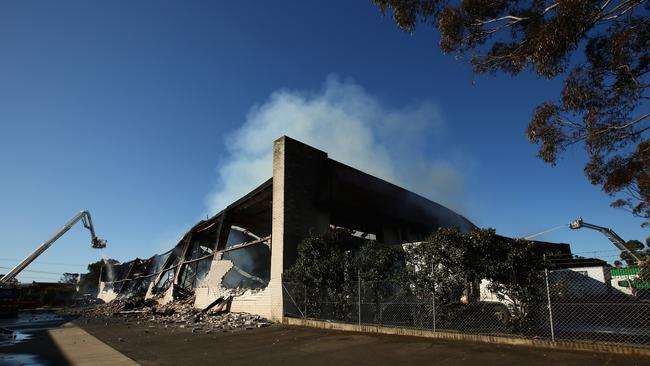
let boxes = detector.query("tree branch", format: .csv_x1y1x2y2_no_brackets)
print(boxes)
587,113,650,139
558,117,584,129
542,2,560,15
472,15,527,26
600,0,615,11
472,2,559,34
599,0,644,21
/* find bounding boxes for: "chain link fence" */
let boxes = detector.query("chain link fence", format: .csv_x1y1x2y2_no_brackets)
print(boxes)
283,269,650,348
546,269,650,346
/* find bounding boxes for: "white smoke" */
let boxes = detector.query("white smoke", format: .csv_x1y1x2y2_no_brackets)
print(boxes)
206,75,472,215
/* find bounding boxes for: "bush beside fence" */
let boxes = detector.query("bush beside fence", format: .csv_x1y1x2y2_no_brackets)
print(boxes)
282,269,650,348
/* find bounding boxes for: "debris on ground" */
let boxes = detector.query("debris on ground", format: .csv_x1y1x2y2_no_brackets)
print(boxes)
71,295,272,332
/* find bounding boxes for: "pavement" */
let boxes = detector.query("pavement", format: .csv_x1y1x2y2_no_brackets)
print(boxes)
76,318,650,366
1,319,137,366
3,314,650,365
47,323,138,365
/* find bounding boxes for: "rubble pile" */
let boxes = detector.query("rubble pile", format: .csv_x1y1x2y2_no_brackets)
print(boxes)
77,296,155,318
75,296,272,333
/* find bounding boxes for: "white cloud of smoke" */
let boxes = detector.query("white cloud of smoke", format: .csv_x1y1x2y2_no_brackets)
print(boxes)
206,75,472,215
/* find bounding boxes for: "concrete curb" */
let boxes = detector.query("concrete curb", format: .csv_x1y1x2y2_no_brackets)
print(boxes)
48,322,140,365
283,317,650,356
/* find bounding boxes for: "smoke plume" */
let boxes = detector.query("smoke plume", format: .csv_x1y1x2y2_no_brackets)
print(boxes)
206,75,471,214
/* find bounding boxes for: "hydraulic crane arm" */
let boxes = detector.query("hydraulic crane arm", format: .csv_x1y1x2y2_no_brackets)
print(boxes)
0,211,107,285
569,217,642,263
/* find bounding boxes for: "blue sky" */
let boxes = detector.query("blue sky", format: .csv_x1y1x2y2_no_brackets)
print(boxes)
0,1,647,282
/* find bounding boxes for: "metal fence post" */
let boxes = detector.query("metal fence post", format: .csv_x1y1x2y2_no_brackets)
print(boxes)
358,270,361,325
431,262,436,331
544,266,555,341
304,284,307,319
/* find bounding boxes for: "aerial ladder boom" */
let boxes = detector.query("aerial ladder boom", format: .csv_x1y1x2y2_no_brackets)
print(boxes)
569,217,642,263
0,211,107,285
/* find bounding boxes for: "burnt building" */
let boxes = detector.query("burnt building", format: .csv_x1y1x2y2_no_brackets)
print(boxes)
98,136,522,319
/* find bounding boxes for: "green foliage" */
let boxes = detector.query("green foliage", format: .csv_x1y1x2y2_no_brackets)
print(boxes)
59,272,79,285
286,229,355,288
288,227,547,333
619,239,650,282
482,238,548,332
403,228,467,328
621,239,648,266
356,240,405,283
405,227,547,332
404,227,466,304
613,239,649,288
286,229,357,319
287,229,407,320
355,240,405,321
373,0,649,237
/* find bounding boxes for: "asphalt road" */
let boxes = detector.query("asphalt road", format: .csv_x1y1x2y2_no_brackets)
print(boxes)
0,311,75,365
76,318,650,366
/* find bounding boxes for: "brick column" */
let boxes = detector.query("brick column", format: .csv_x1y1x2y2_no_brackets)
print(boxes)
270,136,330,320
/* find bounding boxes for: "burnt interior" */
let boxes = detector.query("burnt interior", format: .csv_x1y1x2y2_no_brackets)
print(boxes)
102,180,274,297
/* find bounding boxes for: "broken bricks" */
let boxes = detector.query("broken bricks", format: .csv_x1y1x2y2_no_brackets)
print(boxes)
75,295,272,333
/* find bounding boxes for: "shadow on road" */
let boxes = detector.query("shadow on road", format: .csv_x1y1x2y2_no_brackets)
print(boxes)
1,329,70,366
0,311,80,366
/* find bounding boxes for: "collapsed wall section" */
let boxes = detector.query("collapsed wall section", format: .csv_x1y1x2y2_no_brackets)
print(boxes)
98,179,274,313
194,179,273,316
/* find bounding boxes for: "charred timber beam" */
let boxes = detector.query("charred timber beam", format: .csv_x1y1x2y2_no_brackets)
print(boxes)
103,236,270,286
219,235,271,254
172,233,194,286
104,253,216,285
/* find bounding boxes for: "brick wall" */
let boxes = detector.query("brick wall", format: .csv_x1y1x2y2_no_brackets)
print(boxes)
270,136,330,320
